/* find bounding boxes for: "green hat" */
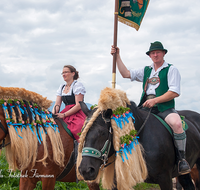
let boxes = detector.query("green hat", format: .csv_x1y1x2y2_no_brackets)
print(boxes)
146,41,168,55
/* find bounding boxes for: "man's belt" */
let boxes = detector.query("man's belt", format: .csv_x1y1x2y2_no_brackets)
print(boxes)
146,94,156,100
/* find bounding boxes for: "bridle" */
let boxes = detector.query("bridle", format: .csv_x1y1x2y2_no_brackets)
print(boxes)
0,119,10,149
82,117,113,169
81,107,152,169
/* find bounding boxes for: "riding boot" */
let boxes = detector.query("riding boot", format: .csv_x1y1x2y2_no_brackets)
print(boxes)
178,150,191,175
173,132,191,175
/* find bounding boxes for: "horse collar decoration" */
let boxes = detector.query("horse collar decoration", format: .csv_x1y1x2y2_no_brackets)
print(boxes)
77,87,200,190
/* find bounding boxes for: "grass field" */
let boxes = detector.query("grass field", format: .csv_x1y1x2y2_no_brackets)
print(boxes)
0,149,160,190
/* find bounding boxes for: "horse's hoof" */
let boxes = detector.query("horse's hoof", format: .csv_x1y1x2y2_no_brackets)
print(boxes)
178,159,191,175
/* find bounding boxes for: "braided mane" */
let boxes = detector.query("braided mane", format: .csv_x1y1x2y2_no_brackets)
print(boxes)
0,86,52,109
0,86,64,171
77,87,148,190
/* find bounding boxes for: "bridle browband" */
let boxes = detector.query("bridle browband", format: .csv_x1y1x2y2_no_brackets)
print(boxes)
0,119,10,149
82,116,113,169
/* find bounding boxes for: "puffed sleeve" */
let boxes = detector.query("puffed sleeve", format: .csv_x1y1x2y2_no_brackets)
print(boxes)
73,81,86,95
56,83,65,96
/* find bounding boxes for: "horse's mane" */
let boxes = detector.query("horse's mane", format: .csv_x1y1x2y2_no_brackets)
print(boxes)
77,87,148,190
0,86,64,171
0,86,52,109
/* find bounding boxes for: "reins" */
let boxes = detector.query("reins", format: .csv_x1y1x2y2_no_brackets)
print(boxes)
136,107,152,136
54,105,60,114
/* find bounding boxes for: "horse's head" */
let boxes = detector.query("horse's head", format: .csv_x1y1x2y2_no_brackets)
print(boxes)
78,102,115,181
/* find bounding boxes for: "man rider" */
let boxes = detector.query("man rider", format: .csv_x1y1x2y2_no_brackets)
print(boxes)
111,41,191,175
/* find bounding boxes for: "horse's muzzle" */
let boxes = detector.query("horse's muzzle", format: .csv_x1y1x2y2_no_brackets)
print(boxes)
78,162,98,181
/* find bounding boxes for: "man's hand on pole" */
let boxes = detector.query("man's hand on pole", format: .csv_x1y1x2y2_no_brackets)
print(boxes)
111,45,120,55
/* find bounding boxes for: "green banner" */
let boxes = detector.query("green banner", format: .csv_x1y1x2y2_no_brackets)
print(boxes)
118,0,150,31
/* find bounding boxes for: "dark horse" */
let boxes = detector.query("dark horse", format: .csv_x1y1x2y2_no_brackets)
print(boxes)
78,101,200,190
0,87,99,190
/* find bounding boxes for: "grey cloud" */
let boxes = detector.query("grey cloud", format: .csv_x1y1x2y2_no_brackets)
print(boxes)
0,0,200,112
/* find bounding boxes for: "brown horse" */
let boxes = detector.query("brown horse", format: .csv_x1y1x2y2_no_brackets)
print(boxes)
0,86,99,190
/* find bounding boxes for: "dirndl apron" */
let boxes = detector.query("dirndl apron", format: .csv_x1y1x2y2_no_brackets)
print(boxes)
60,85,86,141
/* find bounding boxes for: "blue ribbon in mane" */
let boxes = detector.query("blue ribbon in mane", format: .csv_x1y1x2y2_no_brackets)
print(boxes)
18,104,25,114
111,112,135,129
38,125,43,142
9,104,15,119
41,111,47,120
27,124,35,135
23,106,30,118
21,124,27,132
34,108,41,116
2,104,8,118
125,112,135,123
35,124,42,144
29,107,36,120
1,100,60,144
116,136,139,162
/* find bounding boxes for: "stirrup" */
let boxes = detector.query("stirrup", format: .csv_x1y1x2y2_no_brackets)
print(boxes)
178,159,191,175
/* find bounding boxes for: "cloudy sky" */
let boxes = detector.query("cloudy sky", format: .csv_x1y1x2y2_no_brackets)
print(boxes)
0,0,200,113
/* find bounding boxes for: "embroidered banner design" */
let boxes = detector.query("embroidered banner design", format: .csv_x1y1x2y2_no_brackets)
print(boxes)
118,0,150,31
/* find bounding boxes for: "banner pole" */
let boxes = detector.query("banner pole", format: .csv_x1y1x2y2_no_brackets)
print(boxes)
112,0,119,89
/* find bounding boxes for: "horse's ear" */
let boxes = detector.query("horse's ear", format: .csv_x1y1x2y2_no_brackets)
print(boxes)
103,109,113,120
79,101,90,116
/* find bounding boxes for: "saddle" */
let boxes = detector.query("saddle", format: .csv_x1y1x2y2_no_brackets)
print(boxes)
52,114,75,139
152,113,188,135
145,111,189,166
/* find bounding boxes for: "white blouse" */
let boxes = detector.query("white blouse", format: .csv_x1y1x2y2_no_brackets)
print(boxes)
56,80,86,96
129,61,181,96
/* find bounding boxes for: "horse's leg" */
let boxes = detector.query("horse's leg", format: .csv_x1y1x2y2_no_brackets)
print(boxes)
195,159,200,190
19,178,37,190
176,177,183,190
87,182,100,190
156,173,173,190
178,174,195,190
41,178,56,190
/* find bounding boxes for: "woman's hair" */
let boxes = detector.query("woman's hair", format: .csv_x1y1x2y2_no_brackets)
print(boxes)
63,65,79,80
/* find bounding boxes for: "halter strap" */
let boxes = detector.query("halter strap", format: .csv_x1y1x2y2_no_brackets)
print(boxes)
82,140,111,159
82,125,112,165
